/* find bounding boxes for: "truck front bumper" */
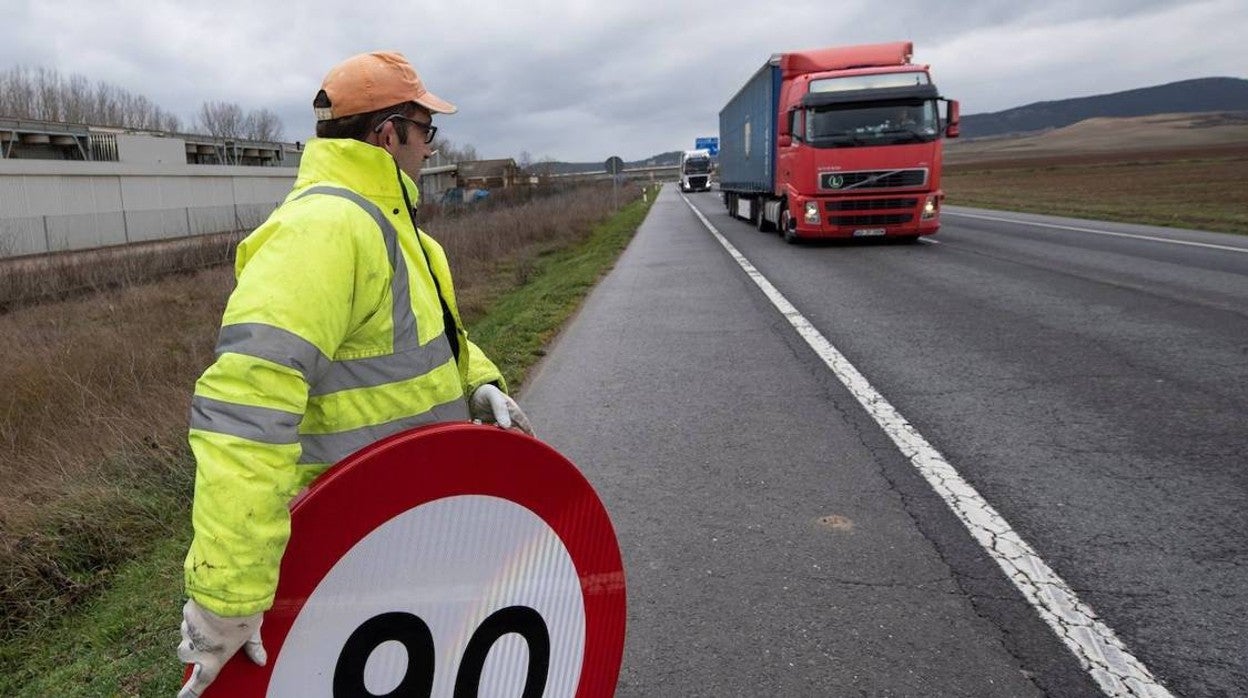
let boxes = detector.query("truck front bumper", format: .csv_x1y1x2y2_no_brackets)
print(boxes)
791,192,942,238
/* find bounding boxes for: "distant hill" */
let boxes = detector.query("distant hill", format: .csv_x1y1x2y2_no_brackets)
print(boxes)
945,111,1248,163
961,77,1248,139
540,77,1248,170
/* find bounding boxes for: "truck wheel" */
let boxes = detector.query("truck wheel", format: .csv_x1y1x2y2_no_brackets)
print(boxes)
781,207,799,244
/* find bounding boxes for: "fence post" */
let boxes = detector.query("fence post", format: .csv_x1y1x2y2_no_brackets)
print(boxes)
117,175,130,243
42,215,50,255
231,177,241,231
185,206,193,236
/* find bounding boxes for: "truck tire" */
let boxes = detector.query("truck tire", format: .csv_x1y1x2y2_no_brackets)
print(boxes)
781,206,800,244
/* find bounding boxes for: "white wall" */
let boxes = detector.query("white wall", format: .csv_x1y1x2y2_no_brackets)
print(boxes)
0,160,296,258
116,134,187,165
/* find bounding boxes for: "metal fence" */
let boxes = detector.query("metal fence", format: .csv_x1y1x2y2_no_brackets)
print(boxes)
0,203,278,258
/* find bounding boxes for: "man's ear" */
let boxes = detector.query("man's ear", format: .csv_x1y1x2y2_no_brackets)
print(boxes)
368,119,393,150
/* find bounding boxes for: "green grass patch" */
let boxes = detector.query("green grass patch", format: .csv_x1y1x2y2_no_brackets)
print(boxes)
471,189,657,390
0,445,195,696
3,534,191,697
0,184,659,697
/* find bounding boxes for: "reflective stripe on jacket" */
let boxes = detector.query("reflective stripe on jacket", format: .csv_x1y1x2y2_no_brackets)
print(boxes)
184,138,504,616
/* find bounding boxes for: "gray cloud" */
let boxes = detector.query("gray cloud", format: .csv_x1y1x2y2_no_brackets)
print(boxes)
1,0,1244,162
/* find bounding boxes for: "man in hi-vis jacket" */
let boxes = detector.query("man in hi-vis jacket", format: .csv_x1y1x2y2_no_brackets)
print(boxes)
176,51,533,697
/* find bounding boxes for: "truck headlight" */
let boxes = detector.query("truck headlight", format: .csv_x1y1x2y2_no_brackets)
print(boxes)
921,195,938,220
804,201,820,224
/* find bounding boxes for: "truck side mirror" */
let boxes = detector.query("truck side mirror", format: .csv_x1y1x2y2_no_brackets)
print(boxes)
777,134,793,148
944,99,961,139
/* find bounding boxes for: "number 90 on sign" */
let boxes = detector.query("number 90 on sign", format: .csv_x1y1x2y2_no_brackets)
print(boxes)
268,495,586,697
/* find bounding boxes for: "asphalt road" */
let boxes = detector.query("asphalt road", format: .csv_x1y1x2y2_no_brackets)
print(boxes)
520,185,1247,697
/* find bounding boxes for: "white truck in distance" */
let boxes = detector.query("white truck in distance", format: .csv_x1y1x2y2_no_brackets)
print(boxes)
679,149,713,192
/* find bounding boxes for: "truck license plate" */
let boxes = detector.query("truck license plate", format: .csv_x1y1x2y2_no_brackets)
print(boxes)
853,228,886,237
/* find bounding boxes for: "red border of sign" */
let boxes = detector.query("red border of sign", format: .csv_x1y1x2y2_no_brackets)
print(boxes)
198,423,626,696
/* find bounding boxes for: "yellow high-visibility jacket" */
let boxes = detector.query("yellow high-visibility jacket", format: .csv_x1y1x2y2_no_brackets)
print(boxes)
184,138,504,616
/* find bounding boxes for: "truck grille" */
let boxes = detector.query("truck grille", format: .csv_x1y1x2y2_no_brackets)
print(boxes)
819,169,927,190
825,198,918,211
828,214,914,226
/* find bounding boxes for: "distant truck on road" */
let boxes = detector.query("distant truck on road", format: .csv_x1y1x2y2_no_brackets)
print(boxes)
679,149,713,192
718,41,960,243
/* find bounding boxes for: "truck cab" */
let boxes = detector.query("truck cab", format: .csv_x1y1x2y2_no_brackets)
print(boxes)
679,149,713,192
719,42,960,242
777,55,956,240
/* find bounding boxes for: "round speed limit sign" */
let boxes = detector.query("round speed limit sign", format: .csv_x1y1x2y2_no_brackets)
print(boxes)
195,423,626,696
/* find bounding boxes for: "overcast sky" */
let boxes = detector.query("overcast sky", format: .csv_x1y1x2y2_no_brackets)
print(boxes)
3,0,1245,163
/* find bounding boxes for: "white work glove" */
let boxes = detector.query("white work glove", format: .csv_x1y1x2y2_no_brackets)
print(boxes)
177,599,266,698
470,384,535,436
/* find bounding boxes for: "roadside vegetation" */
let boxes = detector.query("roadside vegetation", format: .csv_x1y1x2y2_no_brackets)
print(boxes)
0,180,660,696
943,144,1248,235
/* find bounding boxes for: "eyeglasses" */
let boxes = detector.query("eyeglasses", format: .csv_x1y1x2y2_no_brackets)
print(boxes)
373,114,438,144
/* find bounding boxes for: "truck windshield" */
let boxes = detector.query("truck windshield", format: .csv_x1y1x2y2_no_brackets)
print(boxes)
804,99,939,147
683,158,712,174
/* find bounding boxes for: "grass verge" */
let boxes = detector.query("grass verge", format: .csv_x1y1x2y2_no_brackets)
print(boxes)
0,184,660,697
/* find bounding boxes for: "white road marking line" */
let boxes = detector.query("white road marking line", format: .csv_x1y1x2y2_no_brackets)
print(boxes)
682,195,1174,698
918,238,941,245
945,210,1248,254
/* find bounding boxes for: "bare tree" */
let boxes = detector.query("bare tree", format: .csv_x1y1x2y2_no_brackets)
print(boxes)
428,136,482,164
517,150,533,170
536,157,559,177
0,65,181,131
0,67,33,117
63,74,92,124
195,102,284,141
196,101,245,138
35,67,61,122
243,108,283,141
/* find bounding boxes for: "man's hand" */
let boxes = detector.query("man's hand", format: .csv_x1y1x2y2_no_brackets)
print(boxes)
470,384,535,436
177,599,266,698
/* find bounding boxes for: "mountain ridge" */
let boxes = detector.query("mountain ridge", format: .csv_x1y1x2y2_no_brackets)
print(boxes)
545,76,1248,172
958,76,1248,139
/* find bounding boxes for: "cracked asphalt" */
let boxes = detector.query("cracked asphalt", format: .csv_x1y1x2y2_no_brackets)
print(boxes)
519,186,1248,697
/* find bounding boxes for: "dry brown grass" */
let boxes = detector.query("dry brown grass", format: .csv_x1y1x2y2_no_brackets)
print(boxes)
943,145,1248,234
942,112,1248,234
0,180,636,639
946,111,1248,163
0,266,229,529
0,233,241,311
430,183,641,321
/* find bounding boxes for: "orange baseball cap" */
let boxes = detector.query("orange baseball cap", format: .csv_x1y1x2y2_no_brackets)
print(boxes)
314,51,456,121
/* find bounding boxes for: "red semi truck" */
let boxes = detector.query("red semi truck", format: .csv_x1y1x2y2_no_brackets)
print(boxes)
718,41,960,243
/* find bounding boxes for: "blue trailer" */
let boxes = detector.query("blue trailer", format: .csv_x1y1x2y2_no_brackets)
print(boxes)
718,58,782,196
